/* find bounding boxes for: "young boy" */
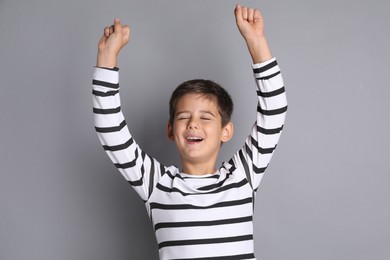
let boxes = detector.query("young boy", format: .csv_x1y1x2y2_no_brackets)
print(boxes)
93,4,287,260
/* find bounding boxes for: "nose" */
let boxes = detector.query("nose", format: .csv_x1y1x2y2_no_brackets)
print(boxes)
187,118,198,129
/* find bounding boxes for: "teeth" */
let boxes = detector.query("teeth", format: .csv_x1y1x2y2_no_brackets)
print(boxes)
187,137,203,141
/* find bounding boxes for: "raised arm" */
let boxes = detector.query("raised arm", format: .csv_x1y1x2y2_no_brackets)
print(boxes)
93,20,163,201
230,5,287,190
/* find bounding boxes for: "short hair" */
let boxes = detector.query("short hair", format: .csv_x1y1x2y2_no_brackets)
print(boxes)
169,79,233,127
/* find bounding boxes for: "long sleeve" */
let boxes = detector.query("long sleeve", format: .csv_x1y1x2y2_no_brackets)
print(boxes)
92,67,164,201
230,58,287,191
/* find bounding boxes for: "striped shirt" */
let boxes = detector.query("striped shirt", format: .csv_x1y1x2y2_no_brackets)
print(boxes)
92,58,287,260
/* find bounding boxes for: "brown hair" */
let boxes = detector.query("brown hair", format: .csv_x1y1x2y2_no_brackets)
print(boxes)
169,79,233,127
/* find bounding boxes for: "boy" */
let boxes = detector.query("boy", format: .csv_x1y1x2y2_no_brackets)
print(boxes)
93,4,287,260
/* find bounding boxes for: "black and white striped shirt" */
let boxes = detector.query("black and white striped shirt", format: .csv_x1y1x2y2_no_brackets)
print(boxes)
92,58,287,260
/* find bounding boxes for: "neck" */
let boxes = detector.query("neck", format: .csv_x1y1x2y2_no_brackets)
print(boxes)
181,161,217,175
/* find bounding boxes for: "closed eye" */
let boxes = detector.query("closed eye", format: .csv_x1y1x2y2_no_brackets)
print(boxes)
200,110,216,120
175,112,190,120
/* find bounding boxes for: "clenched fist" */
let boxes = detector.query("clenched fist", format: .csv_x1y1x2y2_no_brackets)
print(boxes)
234,4,272,63
235,4,264,41
97,19,130,68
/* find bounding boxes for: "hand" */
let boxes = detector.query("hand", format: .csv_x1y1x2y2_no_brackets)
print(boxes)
97,19,130,67
234,4,271,63
234,4,264,42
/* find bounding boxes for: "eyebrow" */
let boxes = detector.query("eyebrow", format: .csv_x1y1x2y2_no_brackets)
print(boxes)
175,111,190,117
175,110,216,117
200,110,216,117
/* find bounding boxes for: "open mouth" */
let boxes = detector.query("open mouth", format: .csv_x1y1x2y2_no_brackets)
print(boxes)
186,137,204,143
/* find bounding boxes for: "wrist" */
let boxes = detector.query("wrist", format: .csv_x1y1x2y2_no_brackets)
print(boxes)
96,50,118,68
245,36,272,64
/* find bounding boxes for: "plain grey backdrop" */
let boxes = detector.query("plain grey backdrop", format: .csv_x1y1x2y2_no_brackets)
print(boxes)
1,0,389,259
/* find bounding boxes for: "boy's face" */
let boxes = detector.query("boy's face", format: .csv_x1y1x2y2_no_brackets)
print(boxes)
167,93,233,172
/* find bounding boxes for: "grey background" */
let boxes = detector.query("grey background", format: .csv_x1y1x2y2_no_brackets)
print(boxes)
1,0,389,259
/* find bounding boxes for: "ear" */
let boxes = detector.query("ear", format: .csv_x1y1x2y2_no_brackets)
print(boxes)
166,122,175,141
221,122,234,143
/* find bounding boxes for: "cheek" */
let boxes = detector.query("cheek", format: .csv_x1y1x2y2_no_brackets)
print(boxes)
172,124,185,136
205,125,223,138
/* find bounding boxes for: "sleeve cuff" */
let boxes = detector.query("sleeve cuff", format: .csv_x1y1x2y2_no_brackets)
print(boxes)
94,66,119,71
252,57,280,78
93,67,119,84
252,57,276,69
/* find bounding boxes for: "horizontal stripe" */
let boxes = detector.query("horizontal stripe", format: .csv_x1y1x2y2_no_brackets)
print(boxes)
257,105,288,116
156,178,248,196
173,253,255,260
95,120,127,133
92,89,119,97
170,172,220,183
103,137,134,151
156,183,182,194
256,70,281,80
128,177,143,186
182,174,220,180
195,174,230,191
250,137,276,154
95,66,119,71
155,215,253,231
257,124,284,135
257,86,285,98
92,79,119,89
253,60,278,74
150,197,253,210
114,148,139,169
116,160,137,169
197,177,247,192
93,106,121,114
253,165,267,174
159,234,253,249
